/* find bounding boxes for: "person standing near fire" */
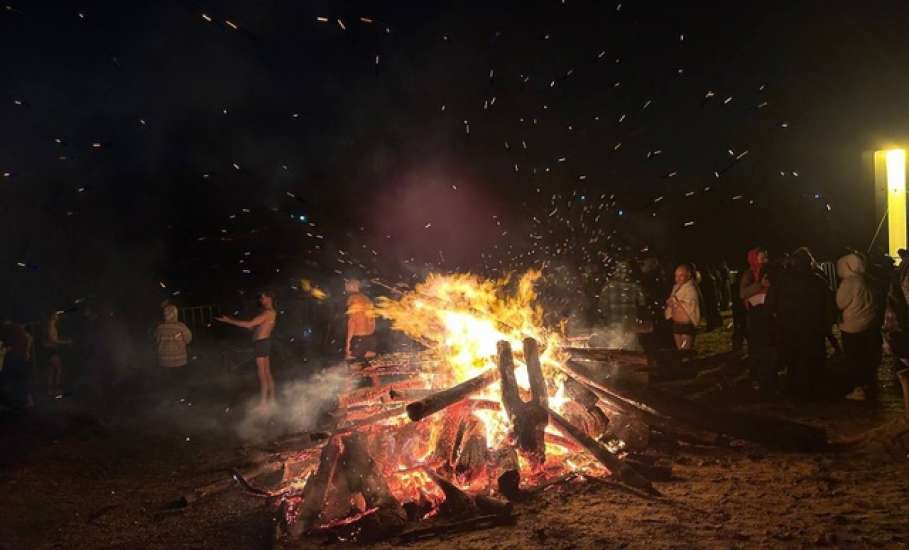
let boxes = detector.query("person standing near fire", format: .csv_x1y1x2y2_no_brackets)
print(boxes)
154,305,192,393
740,247,778,396
345,279,377,360
43,311,72,398
217,291,277,408
665,264,701,350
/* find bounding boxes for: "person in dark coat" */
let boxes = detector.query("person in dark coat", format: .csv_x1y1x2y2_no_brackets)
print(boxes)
1,320,34,409
698,264,723,331
740,247,777,396
638,256,672,351
766,248,834,398
884,256,909,367
731,268,748,352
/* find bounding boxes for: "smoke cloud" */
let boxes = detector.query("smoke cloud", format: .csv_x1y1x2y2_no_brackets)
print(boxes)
234,362,349,442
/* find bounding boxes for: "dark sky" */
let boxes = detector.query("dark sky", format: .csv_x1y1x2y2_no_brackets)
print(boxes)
3,0,909,317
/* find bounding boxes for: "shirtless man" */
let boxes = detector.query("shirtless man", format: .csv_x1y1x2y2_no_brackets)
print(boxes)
344,279,376,360
217,291,277,407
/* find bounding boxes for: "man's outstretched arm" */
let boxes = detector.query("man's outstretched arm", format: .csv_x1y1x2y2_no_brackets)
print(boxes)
216,312,267,329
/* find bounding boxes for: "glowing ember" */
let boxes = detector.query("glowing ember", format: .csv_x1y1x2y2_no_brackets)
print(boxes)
280,270,616,539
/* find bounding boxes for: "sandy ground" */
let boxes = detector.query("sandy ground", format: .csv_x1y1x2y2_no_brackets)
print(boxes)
2,322,909,550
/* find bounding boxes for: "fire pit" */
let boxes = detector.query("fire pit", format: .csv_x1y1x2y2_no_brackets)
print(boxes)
268,271,663,543
210,270,827,545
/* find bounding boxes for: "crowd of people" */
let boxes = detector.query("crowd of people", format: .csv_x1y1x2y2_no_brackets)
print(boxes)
598,246,907,401
0,280,380,414
3,250,907,413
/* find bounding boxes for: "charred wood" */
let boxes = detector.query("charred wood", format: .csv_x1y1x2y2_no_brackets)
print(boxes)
425,469,478,517
546,405,659,496
497,340,548,467
292,435,343,536
338,432,407,538
406,369,500,421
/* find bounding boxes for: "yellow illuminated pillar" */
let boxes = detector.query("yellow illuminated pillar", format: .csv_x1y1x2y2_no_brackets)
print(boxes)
874,149,907,258
886,149,907,258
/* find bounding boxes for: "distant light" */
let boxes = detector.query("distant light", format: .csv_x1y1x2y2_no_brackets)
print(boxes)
884,149,907,258
618,209,624,216
298,215,307,222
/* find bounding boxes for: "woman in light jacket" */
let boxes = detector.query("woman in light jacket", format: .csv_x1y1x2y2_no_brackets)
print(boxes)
665,264,701,351
835,253,879,401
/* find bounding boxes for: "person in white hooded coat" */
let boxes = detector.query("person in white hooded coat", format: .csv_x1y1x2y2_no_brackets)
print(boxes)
835,253,880,400
665,264,701,350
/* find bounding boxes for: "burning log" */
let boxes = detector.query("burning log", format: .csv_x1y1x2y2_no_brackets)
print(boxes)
497,340,548,467
424,469,478,517
388,388,433,401
489,446,522,501
545,405,659,496
453,415,488,483
423,469,513,524
430,403,470,467
560,361,827,451
564,377,600,409
544,431,583,453
559,400,609,441
337,432,407,539
565,347,651,367
337,405,407,431
339,379,426,408
406,369,499,421
292,436,344,536
560,361,658,415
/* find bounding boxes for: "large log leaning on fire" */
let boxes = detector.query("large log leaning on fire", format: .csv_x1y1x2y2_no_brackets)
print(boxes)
406,368,500,421
546,406,659,496
490,446,521,501
338,432,407,540
496,340,548,466
565,347,651,367
562,364,720,447
292,435,344,537
454,415,489,482
559,362,827,451
424,468,478,517
339,379,426,408
431,403,469,467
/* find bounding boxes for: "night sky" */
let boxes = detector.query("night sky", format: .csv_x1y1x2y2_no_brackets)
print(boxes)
3,0,909,319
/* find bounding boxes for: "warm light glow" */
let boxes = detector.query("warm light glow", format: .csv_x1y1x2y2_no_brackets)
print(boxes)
885,149,907,259
374,271,606,483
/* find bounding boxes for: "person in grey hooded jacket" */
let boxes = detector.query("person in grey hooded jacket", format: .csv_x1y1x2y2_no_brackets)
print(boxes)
835,253,880,401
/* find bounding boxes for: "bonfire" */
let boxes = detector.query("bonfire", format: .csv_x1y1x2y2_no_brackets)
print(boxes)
267,269,664,543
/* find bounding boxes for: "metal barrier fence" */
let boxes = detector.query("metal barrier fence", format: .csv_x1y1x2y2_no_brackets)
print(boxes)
817,261,837,291
179,304,221,329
